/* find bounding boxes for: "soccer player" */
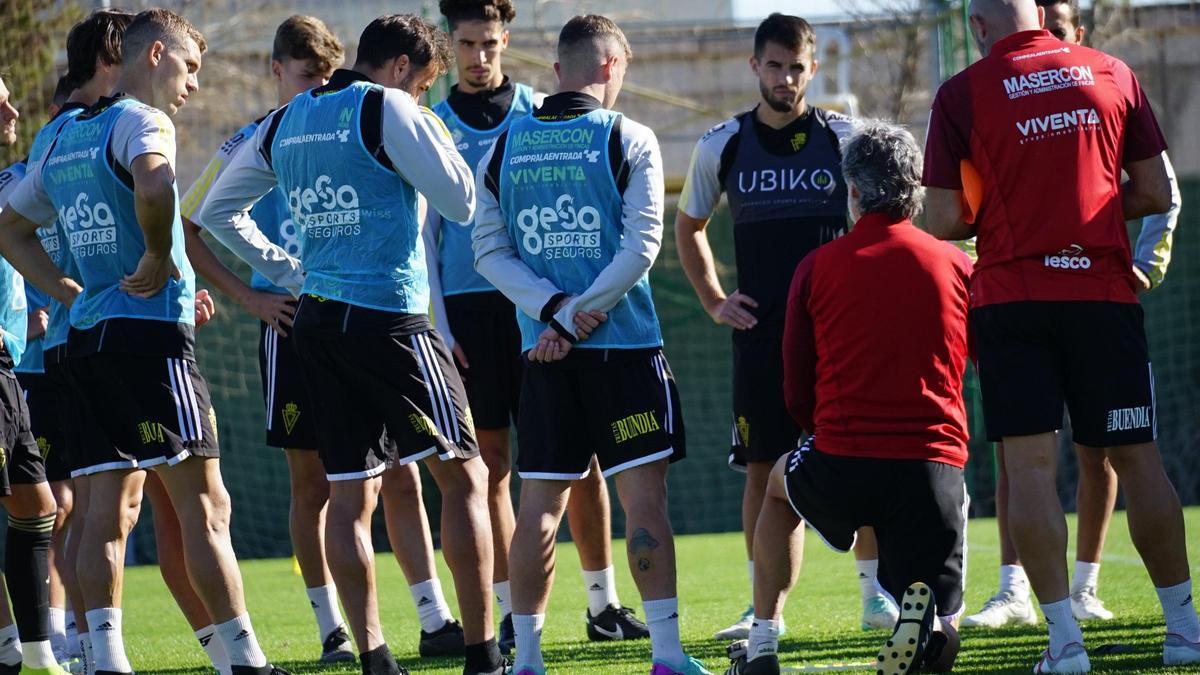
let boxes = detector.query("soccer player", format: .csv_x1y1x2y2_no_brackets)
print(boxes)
923,0,1198,669
427,0,648,650
472,15,708,675
13,75,77,667
674,12,897,638
19,12,241,674
725,120,970,675
185,15,467,662
0,74,70,675
962,0,1183,629
0,10,287,675
33,12,240,674
199,14,504,675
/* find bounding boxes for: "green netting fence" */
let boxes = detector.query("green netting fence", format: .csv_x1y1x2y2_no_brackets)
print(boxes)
132,182,1199,562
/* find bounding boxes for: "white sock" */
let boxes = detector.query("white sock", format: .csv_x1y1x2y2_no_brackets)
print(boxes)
495,580,512,618
513,614,545,670
1071,561,1102,594
21,640,56,668
410,578,454,633
196,624,232,675
79,633,92,674
1156,580,1200,642
856,558,880,602
644,597,686,666
305,584,345,642
583,567,620,616
999,564,1030,599
0,624,20,666
747,618,780,662
49,607,68,661
86,608,132,673
1041,599,1084,654
214,614,267,668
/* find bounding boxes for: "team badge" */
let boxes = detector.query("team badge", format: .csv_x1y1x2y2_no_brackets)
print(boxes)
736,415,751,447
790,132,808,152
282,402,300,435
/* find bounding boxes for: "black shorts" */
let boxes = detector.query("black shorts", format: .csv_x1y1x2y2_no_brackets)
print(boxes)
0,368,48,493
259,322,320,450
517,348,685,480
293,326,479,480
782,440,967,618
64,353,220,475
16,372,68,483
730,331,802,470
971,301,1156,446
444,291,523,430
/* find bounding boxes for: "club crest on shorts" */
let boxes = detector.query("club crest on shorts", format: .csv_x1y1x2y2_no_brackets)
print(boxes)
282,402,300,435
736,415,751,446
35,436,50,460
209,406,219,444
409,413,438,437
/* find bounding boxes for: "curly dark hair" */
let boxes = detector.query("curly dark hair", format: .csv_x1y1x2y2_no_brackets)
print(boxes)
438,0,516,30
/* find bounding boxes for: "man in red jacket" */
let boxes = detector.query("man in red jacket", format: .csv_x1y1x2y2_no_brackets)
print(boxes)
923,0,1196,671
722,120,972,675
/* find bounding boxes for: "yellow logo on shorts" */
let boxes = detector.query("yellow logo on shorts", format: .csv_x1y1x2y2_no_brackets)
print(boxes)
35,436,50,460
790,132,808,151
0,447,7,470
737,416,751,447
611,410,661,444
138,421,165,445
463,406,474,432
282,402,300,435
209,407,219,444
409,414,437,437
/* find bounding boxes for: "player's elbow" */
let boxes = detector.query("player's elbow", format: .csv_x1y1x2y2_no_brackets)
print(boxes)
440,197,474,225
135,174,175,212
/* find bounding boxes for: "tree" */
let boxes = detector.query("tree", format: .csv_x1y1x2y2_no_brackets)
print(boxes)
0,0,83,164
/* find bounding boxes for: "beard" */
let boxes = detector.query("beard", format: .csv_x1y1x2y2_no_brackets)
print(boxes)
463,67,495,89
759,80,802,113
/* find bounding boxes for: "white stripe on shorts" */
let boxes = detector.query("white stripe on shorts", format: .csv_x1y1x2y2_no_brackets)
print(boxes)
168,358,202,442
416,333,461,443
1148,362,1157,440
177,358,204,442
410,334,449,442
167,358,191,441
653,354,673,434
264,327,279,431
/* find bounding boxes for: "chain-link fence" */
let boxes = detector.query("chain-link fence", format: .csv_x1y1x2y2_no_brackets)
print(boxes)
0,0,1195,560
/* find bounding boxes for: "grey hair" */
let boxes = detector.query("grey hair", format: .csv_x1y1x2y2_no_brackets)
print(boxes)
841,119,925,221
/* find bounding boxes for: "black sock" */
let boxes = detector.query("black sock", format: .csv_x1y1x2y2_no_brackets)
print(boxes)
464,638,502,672
360,644,402,675
5,514,54,643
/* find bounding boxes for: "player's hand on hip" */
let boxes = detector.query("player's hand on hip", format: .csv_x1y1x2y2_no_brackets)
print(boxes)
573,309,607,339
120,251,180,298
708,290,758,329
193,289,216,328
242,289,297,337
452,342,470,372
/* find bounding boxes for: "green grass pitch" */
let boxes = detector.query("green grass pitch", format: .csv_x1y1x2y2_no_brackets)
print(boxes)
122,507,1200,673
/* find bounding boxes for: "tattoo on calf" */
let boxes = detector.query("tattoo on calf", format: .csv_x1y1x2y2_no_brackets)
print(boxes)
630,528,660,552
